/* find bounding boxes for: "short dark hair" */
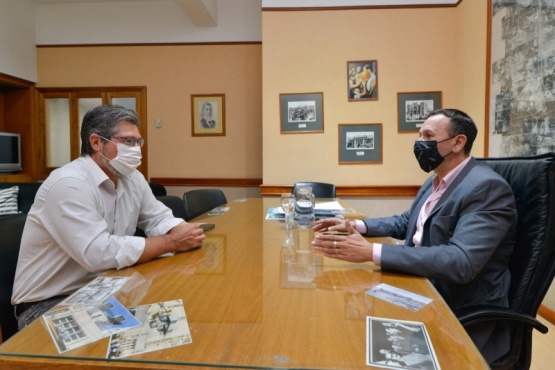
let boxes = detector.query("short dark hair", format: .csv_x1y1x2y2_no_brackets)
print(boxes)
80,105,140,156
427,108,477,154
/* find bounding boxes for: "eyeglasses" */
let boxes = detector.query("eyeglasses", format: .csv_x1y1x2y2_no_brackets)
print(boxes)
109,136,145,148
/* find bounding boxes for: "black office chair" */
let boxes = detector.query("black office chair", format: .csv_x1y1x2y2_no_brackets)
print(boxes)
148,182,167,197
156,195,188,220
182,189,227,221
0,213,27,342
456,153,555,369
292,182,336,198
135,195,188,237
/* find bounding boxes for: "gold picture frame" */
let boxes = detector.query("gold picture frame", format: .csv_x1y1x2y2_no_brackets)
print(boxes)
191,94,226,137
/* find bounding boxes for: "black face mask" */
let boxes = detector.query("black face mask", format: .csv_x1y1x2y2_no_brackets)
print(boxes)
413,137,453,172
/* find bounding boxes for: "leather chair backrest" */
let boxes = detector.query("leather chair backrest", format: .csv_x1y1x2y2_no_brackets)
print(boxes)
183,189,227,221
293,182,336,198
0,213,27,341
477,153,555,314
157,195,188,220
148,182,167,197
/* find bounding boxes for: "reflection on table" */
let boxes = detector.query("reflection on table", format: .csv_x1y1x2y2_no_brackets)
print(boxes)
0,198,488,369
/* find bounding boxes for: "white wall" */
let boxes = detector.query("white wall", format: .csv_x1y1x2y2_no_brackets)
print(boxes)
0,0,37,82
34,0,261,45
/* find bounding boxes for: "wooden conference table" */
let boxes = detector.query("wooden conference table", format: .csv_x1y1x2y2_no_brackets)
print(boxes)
0,198,487,369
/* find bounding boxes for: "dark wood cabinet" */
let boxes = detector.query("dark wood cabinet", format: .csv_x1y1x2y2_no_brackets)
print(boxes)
0,73,37,182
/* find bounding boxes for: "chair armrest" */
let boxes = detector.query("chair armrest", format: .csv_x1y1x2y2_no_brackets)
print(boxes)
455,305,548,334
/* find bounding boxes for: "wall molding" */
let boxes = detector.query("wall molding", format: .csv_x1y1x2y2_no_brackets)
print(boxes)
150,178,420,196
150,177,263,188
36,41,262,48
261,185,420,196
262,1,461,11
538,304,555,326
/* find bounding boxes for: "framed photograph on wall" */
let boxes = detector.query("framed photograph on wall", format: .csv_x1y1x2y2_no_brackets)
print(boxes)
338,123,382,164
191,94,226,137
347,60,378,101
280,92,324,134
397,91,442,133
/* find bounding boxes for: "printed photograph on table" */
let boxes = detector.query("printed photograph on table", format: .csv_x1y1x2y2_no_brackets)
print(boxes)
280,92,324,134
338,123,382,164
347,60,378,101
397,91,442,132
191,94,226,137
366,316,440,370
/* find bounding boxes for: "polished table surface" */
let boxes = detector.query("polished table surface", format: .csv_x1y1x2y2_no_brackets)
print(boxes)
0,198,488,369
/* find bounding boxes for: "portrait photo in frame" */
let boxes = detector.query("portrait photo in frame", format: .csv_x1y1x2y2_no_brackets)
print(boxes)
338,123,383,164
191,94,226,137
397,91,442,133
280,92,324,134
347,60,378,101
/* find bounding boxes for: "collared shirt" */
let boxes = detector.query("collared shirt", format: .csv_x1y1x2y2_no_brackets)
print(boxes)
357,156,472,265
12,155,182,304
412,156,471,246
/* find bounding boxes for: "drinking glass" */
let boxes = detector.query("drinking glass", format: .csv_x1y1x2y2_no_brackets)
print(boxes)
294,186,315,228
280,193,296,229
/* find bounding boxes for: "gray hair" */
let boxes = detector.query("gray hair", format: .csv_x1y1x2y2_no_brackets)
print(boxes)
80,105,140,156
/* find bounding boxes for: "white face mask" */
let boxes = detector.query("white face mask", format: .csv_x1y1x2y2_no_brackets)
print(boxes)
100,140,142,177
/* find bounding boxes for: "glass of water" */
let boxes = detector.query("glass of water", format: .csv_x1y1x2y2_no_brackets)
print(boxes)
280,193,296,229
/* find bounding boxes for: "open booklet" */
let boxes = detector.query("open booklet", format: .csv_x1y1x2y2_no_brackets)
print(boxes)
43,277,192,358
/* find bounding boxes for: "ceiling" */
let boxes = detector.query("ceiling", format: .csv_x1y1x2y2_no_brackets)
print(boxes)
29,0,460,28
30,0,218,26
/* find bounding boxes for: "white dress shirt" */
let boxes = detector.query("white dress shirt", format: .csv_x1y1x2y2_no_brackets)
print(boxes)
12,155,182,304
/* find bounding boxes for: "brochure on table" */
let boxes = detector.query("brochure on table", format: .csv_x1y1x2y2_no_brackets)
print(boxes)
41,277,193,358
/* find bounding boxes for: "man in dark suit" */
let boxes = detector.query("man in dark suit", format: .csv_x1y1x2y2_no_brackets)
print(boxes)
312,108,516,363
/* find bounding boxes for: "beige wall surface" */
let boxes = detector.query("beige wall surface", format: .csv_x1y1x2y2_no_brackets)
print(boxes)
36,44,263,180
262,0,487,187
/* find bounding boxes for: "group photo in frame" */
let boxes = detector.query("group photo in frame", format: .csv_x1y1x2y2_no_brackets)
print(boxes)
347,60,378,101
397,91,442,133
338,123,382,164
191,94,226,137
279,92,324,134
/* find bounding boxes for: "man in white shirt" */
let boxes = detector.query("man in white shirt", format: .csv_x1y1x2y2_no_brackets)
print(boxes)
12,105,205,329
311,109,516,363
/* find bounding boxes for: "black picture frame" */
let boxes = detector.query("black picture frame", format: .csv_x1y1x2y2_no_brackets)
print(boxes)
280,92,324,134
338,123,382,164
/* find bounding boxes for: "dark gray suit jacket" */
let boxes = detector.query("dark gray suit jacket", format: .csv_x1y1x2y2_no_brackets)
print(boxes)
362,158,517,361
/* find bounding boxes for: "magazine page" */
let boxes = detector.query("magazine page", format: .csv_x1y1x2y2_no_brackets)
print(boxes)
61,277,129,305
366,317,440,370
43,296,140,353
107,299,192,359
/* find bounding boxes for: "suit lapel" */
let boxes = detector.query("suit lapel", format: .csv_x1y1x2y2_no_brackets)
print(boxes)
427,157,478,217
405,180,433,246
406,158,478,246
